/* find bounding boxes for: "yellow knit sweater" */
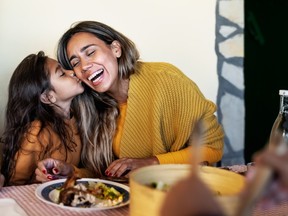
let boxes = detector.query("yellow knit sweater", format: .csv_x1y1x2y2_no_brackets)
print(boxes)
118,62,224,164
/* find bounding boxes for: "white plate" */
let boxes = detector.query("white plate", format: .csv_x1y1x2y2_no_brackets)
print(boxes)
35,178,130,211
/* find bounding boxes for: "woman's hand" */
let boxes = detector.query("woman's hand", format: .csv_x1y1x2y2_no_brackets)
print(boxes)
105,157,159,178
35,158,74,182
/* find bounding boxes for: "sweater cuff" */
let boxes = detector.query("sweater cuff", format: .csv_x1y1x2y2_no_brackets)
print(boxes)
155,146,223,165
155,151,189,164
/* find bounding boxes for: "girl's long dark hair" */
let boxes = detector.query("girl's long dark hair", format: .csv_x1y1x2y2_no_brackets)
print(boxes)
0,51,77,185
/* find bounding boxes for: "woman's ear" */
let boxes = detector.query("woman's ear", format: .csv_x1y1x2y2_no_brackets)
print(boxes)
111,40,122,58
40,91,56,104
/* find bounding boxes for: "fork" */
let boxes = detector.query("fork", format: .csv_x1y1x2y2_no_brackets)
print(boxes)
189,120,204,175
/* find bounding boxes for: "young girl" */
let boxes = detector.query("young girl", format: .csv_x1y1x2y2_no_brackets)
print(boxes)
0,51,86,185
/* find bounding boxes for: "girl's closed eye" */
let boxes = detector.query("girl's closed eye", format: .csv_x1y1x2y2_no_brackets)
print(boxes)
55,66,66,77
71,60,79,68
60,71,65,77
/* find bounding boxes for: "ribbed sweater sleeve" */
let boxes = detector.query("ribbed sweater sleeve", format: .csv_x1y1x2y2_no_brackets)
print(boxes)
119,62,224,165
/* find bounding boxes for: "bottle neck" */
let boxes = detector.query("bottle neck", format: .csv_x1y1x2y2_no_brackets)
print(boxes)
279,95,288,114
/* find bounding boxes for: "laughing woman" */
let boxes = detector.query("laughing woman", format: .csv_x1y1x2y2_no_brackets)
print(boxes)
36,20,224,182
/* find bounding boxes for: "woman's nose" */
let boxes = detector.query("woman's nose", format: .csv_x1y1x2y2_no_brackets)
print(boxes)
81,60,93,73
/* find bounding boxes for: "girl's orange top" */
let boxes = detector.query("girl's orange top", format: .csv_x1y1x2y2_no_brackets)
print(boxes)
11,117,85,185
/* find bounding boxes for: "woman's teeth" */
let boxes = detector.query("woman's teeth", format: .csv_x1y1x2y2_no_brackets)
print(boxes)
88,69,104,82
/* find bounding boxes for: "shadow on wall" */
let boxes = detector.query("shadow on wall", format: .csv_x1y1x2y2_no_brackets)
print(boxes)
215,0,245,166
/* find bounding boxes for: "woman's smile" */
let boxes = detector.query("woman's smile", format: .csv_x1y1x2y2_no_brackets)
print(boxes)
88,68,104,83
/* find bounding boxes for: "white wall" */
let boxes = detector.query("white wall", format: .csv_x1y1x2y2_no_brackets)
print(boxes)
0,0,218,131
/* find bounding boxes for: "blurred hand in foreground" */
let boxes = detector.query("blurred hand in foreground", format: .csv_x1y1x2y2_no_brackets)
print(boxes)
160,171,225,216
247,149,288,209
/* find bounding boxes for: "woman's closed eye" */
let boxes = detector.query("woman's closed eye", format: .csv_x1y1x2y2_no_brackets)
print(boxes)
87,50,95,56
70,47,96,67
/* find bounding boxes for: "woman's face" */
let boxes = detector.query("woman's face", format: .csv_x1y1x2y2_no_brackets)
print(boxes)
46,58,84,103
67,32,121,95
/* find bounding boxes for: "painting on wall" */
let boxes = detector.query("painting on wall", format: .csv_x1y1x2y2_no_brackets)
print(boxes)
215,0,244,165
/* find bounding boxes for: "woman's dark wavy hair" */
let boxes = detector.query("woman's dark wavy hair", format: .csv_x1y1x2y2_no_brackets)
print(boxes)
72,86,119,177
0,51,77,185
57,20,140,79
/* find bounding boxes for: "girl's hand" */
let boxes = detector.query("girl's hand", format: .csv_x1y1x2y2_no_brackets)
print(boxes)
105,157,159,178
35,158,74,182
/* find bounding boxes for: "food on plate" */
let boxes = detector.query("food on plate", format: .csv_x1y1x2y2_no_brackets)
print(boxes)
49,172,124,208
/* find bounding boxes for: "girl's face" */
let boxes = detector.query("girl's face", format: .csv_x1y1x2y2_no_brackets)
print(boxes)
46,58,84,104
66,32,121,95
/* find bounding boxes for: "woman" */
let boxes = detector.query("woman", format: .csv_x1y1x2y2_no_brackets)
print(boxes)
1,51,89,185
36,20,224,181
